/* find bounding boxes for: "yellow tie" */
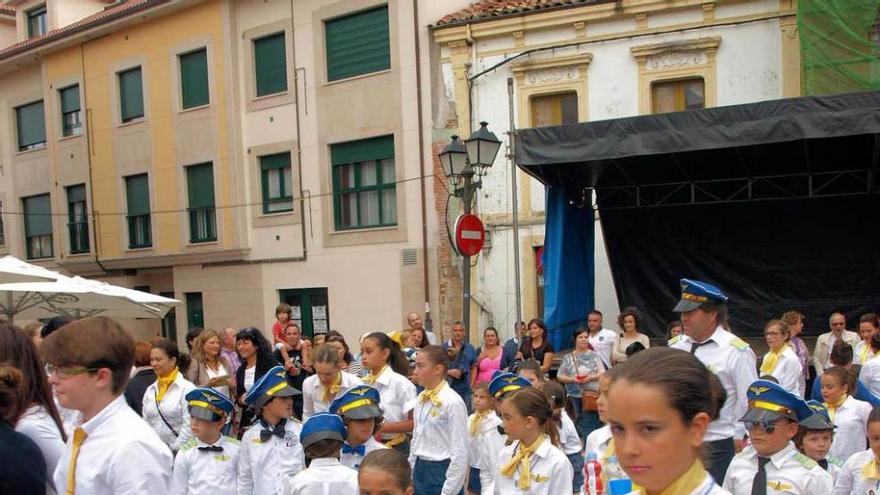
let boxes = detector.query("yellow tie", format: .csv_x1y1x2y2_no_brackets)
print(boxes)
362,365,387,385
824,394,847,422
470,410,488,436
322,372,342,403
419,381,445,407
500,434,545,489
760,344,787,375
66,427,87,495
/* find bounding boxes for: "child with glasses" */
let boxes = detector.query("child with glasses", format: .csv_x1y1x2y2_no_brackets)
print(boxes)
722,379,832,494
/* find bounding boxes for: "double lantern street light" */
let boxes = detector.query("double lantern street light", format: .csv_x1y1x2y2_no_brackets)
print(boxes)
438,121,502,340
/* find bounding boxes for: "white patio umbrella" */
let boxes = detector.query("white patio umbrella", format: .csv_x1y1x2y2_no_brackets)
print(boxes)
0,274,180,323
0,255,60,284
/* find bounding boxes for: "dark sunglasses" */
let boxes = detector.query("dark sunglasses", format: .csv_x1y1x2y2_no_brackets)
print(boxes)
744,420,779,433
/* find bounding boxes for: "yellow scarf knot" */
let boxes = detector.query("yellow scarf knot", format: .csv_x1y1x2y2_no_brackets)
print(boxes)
362,365,387,385
760,344,788,375
824,394,847,422
322,372,342,403
156,367,179,403
862,457,880,480
419,381,445,407
500,434,545,489
470,410,488,436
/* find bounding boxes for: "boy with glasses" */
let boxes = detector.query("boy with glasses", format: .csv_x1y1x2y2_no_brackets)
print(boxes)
722,379,832,494
42,316,172,494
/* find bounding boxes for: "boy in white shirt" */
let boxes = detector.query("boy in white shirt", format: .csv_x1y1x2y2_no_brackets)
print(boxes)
238,366,305,495
329,384,388,470
43,316,173,495
171,388,240,495
282,412,358,494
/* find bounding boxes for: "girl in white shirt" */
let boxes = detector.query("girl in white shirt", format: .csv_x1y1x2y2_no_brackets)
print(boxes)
832,405,880,495
759,319,803,396
467,382,505,495
821,366,873,461
497,387,573,495
360,332,416,453
541,381,583,495
301,343,359,420
409,345,469,495
142,338,195,450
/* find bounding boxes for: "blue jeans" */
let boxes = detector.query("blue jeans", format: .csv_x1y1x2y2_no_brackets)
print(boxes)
705,437,735,484
467,466,481,494
568,452,584,493
414,458,464,495
573,398,603,441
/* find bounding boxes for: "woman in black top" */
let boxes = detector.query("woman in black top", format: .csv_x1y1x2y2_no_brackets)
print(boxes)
518,318,555,374
125,341,156,415
0,365,47,495
234,328,279,431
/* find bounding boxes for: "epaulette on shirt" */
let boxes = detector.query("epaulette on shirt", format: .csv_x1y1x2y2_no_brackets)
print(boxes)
729,336,749,350
733,445,756,459
792,452,818,469
288,416,302,424
668,335,682,346
225,436,241,446
179,437,198,452
828,456,844,468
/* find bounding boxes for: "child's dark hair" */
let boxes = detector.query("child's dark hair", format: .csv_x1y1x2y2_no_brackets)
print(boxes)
868,405,880,425
610,347,726,423
304,438,343,463
343,413,384,434
360,449,413,489
505,387,560,447
364,332,410,376
830,341,854,366
517,359,544,381
794,426,834,452
823,366,855,395
870,331,880,353
419,345,450,372
540,380,577,423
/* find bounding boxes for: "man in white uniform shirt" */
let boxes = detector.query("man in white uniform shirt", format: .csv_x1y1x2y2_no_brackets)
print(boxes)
43,316,172,495
586,310,617,369
669,278,757,484
813,313,859,376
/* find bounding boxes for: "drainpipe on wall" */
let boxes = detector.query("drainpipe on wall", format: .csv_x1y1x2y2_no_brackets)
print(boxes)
80,41,109,276
412,0,433,333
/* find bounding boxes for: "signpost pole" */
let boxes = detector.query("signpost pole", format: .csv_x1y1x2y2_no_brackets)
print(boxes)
460,166,475,342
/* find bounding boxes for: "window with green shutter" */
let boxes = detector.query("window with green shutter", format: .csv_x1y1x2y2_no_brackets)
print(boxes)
186,163,216,243
23,194,53,259
180,49,209,109
185,292,204,329
253,33,287,97
119,67,144,122
125,174,151,248
260,152,294,214
66,184,90,254
16,101,46,151
331,135,397,230
27,5,47,38
59,85,82,137
325,5,390,82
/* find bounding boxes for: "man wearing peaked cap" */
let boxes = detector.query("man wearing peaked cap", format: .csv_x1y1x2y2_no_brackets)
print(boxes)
281,413,358,494
171,388,241,495
795,401,842,477
669,278,757,484
722,380,832,494
238,366,305,495
330,385,388,470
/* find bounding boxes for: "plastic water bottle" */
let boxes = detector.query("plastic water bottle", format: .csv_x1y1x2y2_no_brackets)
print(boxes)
583,453,603,495
602,454,633,495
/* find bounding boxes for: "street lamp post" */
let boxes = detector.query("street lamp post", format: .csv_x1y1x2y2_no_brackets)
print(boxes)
438,122,501,341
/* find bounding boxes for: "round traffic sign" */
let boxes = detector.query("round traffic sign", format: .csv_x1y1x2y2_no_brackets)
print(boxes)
454,214,485,256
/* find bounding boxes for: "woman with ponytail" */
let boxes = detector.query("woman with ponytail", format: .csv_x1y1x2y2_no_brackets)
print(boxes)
360,332,416,453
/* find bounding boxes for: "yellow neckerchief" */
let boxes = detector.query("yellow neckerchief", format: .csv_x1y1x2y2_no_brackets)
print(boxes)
635,459,706,495
860,342,876,364
861,455,880,480
500,434,546,489
760,343,788,375
419,380,446,407
362,365,388,385
156,367,179,403
470,410,489,436
824,394,848,422
322,371,342,404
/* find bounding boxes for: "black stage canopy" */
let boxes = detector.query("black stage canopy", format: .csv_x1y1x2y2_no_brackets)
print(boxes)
516,91,880,340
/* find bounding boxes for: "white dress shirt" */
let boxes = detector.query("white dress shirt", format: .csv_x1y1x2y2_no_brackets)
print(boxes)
854,340,878,365
670,327,757,440
723,443,832,494
53,395,173,494
339,437,388,470
363,365,416,440
237,418,305,495
560,410,582,455
171,435,240,495
408,382,469,495
301,371,360,420
584,424,612,463
831,448,880,495
860,355,880,398
467,410,505,495
764,346,802,396
828,394,872,461
143,373,196,450
588,328,617,369
16,404,65,494
281,457,358,495
495,435,574,495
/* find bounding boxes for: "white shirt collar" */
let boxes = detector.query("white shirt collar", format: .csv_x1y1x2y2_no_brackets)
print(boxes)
79,395,128,435
309,457,342,468
767,442,797,469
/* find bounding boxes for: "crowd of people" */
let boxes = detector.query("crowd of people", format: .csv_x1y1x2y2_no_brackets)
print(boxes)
1,280,880,495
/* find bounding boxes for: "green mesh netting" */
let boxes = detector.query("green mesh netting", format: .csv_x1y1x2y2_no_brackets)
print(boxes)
798,0,880,95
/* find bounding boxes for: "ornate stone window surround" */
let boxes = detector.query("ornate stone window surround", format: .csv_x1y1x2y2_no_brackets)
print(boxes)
511,53,592,130
630,37,721,114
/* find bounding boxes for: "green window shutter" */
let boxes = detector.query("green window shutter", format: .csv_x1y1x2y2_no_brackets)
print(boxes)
180,49,209,109
326,5,390,81
331,135,394,165
254,33,287,97
186,163,215,208
24,194,52,236
119,67,144,121
16,101,46,150
67,184,85,204
60,86,80,114
260,152,291,170
125,174,150,215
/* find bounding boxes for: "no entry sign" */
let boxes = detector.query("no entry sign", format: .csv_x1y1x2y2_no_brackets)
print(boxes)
454,214,485,256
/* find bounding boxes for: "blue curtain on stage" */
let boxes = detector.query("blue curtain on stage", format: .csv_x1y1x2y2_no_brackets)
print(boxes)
542,186,595,351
